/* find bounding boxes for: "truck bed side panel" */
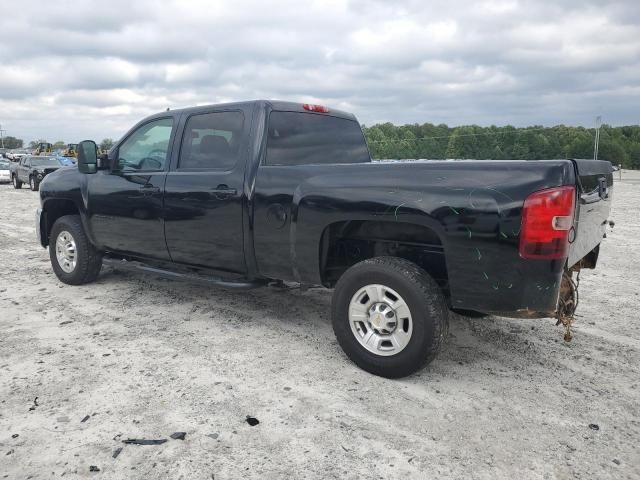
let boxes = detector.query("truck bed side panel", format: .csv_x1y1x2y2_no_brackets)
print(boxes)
254,160,577,314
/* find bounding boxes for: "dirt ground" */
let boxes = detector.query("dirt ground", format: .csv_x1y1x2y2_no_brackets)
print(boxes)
1,170,639,480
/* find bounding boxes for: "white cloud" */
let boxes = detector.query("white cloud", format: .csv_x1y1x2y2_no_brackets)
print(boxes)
0,0,638,143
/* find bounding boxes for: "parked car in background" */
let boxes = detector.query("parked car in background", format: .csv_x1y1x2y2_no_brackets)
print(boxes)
10,155,61,191
0,159,11,183
53,152,76,166
7,150,28,162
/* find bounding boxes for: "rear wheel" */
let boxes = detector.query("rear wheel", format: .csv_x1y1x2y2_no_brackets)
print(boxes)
12,175,22,189
331,256,449,378
49,215,102,285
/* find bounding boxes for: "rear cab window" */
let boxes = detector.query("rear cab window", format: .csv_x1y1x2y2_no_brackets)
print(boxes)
178,111,244,170
265,111,370,166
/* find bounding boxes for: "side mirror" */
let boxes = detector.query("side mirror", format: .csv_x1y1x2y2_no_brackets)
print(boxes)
77,140,98,174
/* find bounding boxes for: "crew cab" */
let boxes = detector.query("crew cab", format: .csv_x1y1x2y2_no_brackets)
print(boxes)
35,100,614,378
11,155,61,191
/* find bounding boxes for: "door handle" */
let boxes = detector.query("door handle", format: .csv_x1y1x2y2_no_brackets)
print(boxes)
209,185,237,197
140,185,160,195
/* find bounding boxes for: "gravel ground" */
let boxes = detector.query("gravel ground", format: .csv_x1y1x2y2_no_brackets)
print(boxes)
0,170,639,479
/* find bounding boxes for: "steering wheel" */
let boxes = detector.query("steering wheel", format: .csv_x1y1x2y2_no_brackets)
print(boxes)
138,157,163,170
148,149,166,160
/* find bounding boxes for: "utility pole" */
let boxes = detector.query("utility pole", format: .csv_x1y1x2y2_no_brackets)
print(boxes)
0,124,6,149
593,116,601,161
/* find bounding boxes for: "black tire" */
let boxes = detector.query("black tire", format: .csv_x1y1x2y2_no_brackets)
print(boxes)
29,176,39,191
12,175,22,189
49,215,102,285
331,256,449,378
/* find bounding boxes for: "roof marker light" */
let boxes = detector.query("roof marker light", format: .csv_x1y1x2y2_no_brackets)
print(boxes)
302,103,330,113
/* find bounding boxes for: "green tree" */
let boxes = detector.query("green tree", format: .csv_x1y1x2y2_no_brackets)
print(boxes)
361,123,640,169
1,136,23,149
100,138,115,151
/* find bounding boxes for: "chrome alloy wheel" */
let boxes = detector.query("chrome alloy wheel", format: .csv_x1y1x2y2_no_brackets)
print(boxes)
55,230,77,273
348,284,413,356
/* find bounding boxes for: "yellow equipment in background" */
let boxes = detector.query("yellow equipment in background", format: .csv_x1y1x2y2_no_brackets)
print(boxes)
63,143,79,158
34,142,53,155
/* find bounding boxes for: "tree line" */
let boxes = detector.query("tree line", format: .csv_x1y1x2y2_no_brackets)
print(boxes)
1,137,115,151
362,123,640,169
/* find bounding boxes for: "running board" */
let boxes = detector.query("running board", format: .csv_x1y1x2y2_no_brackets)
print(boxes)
102,257,266,290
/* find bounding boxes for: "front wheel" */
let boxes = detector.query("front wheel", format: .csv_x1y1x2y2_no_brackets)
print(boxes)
12,175,22,189
331,256,449,378
29,176,39,191
49,215,102,285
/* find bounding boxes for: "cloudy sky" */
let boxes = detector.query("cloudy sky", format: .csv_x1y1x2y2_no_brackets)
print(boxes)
1,0,638,143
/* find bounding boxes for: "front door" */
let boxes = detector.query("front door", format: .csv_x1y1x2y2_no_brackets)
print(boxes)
87,117,175,260
18,157,30,182
163,109,247,274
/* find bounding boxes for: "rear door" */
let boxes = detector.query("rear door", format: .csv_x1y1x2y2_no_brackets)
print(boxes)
87,117,176,259
163,108,249,274
567,159,614,267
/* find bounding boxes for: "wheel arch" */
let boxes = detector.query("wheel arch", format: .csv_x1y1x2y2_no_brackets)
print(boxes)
318,219,449,296
40,198,82,247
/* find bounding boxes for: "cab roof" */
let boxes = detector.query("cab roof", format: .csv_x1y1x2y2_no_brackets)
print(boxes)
145,100,357,122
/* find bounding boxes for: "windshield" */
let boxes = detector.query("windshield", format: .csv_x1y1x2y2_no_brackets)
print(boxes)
0,160,10,169
31,158,59,167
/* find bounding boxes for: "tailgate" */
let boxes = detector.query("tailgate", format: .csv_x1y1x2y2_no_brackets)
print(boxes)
567,159,614,267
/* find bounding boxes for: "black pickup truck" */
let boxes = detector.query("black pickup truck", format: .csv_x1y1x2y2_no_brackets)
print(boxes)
36,100,614,378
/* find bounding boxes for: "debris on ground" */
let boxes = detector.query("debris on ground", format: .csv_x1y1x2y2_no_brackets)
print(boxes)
29,397,39,411
81,415,90,423
206,433,219,439
11,434,19,439
112,447,123,459
246,416,260,426
121,438,168,445
589,424,600,431
89,465,100,472
170,432,186,440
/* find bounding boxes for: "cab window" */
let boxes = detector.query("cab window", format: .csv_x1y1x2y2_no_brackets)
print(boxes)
117,118,174,171
178,111,244,170
265,112,370,166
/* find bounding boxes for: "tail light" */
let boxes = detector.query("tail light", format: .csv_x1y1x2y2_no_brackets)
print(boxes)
302,103,329,113
519,185,576,260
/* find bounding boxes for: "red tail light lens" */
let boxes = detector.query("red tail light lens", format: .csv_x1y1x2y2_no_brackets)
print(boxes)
302,103,329,113
519,185,576,260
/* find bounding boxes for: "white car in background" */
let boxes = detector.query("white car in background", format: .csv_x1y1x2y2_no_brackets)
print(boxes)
0,159,11,183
